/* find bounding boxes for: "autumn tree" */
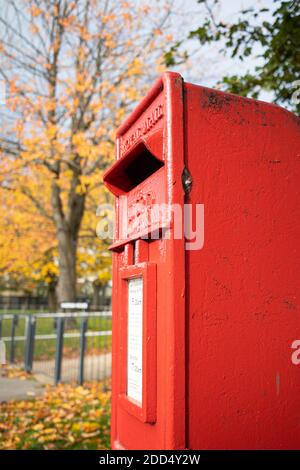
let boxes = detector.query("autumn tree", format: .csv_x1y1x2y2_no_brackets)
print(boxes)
0,0,174,303
0,175,57,307
0,174,111,310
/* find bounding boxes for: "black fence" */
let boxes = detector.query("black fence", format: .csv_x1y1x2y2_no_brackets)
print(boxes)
0,312,112,387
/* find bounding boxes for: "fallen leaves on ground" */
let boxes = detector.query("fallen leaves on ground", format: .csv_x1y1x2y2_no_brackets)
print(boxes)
0,365,32,380
0,382,111,450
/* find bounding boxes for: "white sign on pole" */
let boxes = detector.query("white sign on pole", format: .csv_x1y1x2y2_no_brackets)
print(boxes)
60,302,88,310
127,277,143,404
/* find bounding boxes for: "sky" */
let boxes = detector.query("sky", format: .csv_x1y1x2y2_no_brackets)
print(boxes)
171,0,276,101
0,0,277,123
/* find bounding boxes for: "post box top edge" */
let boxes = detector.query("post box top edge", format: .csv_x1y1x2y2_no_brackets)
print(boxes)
116,71,298,142
184,81,299,121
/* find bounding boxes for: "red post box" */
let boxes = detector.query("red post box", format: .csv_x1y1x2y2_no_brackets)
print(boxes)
103,72,300,450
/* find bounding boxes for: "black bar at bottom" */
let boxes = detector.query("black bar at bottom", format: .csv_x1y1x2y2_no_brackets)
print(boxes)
0,450,299,467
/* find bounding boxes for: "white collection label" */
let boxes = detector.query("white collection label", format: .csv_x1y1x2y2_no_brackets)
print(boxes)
127,277,143,404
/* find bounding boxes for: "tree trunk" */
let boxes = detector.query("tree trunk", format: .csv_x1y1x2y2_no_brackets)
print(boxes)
52,175,85,304
56,229,77,305
48,282,57,312
51,161,85,310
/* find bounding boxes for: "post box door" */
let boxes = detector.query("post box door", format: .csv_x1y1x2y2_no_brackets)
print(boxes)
104,73,186,450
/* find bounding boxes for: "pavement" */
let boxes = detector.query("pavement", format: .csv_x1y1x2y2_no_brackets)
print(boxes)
0,353,111,402
0,375,45,403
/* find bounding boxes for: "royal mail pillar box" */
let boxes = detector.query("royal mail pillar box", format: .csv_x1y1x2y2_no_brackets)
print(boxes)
103,72,300,450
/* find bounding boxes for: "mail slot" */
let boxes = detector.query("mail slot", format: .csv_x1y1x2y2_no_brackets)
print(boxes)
104,72,300,450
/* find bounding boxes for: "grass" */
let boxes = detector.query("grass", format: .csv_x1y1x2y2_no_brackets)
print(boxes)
0,312,112,362
0,381,111,450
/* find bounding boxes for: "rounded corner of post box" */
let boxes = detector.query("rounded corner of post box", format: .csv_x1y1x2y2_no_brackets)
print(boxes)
115,71,184,139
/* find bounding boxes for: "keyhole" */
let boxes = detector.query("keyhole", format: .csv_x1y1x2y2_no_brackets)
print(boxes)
182,167,193,195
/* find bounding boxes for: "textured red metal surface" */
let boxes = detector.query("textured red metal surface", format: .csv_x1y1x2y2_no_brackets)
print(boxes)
185,83,300,450
104,72,300,450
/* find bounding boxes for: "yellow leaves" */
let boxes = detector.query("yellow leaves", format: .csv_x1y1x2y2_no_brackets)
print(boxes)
72,421,99,433
75,82,89,93
41,263,58,277
71,132,84,147
29,6,42,17
165,34,173,42
92,408,104,419
63,169,74,180
59,15,76,29
75,184,85,195
80,174,92,187
1,366,31,380
8,79,19,95
74,386,90,396
76,44,89,64
122,12,132,24
45,124,58,140
126,87,140,102
98,269,111,283
32,423,44,431
0,381,111,450
127,58,143,77
79,27,93,42
71,422,82,432
0,185,56,284
73,174,91,195
155,56,168,74
115,107,126,124
43,428,58,435
88,100,103,114
142,5,151,14
104,35,116,49
37,434,59,443
72,133,100,161
101,13,116,25
153,28,162,36
35,260,59,284
29,24,39,35
44,100,56,112
36,426,63,444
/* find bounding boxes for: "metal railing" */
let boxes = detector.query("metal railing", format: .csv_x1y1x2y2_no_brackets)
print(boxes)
0,311,112,387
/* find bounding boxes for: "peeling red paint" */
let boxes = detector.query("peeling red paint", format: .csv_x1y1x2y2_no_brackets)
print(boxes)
186,81,300,450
